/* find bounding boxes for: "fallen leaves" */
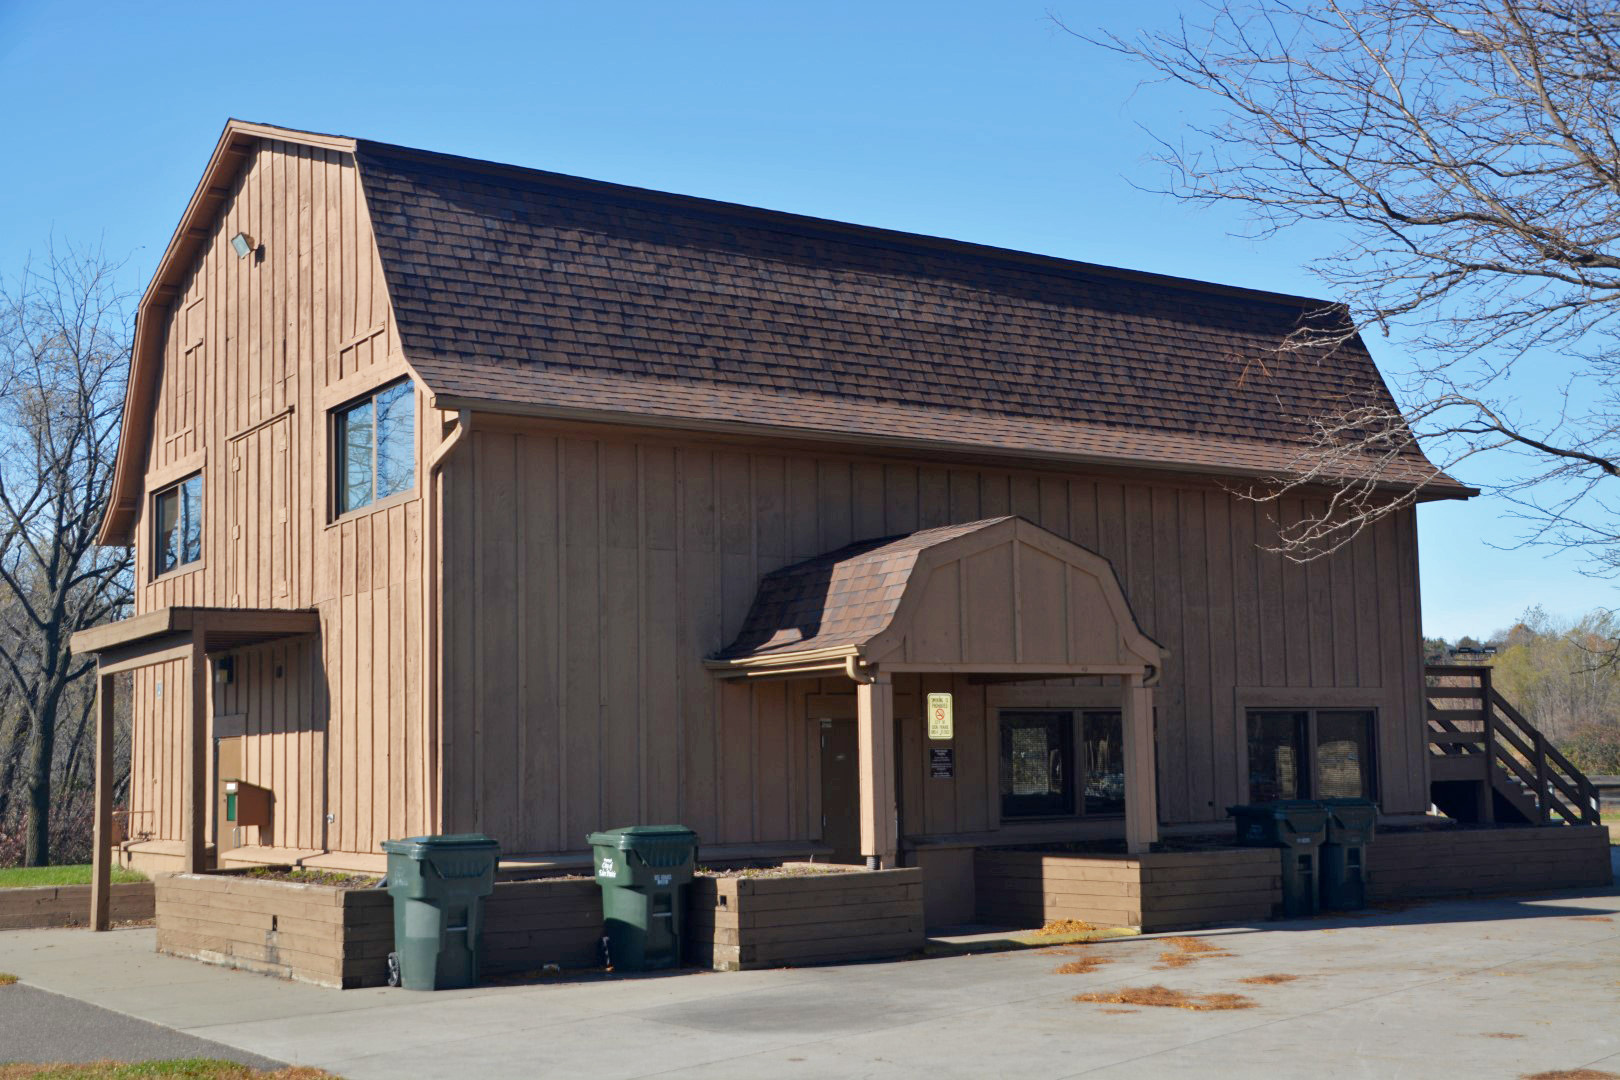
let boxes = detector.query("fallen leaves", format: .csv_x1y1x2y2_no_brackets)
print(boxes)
1053,956,1113,975
1075,985,1256,1012
1154,936,1232,969
1238,973,1300,986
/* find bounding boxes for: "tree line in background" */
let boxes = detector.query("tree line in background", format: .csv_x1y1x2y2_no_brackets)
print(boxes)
0,246,133,868
1427,606,1620,775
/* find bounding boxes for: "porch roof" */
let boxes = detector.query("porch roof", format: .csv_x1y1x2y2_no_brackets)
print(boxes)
71,606,321,660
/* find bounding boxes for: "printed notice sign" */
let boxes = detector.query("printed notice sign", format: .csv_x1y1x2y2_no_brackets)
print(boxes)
926,692,954,740
930,748,955,779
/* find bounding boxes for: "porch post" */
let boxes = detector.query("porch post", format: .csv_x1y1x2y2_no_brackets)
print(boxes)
182,632,209,873
1122,671,1159,854
90,671,115,931
857,671,897,868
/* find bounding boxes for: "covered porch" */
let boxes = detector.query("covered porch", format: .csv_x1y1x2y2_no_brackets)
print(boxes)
70,606,322,930
708,516,1166,879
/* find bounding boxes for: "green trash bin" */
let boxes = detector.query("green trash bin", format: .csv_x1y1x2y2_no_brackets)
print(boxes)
1227,800,1328,918
587,825,699,971
381,833,500,990
1320,798,1377,911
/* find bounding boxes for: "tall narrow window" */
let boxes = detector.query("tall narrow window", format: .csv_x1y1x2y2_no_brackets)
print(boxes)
1316,711,1375,799
154,473,203,575
999,710,1074,818
1081,710,1126,815
335,379,414,515
1247,711,1306,803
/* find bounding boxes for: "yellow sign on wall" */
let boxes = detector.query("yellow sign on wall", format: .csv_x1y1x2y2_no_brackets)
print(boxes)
927,692,954,740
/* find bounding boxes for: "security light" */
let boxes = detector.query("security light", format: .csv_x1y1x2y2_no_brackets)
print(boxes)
230,232,254,258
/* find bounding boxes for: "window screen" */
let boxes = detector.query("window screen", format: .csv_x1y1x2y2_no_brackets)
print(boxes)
1247,710,1306,803
335,379,414,515
1317,710,1375,799
154,473,203,575
1000,710,1073,818
1081,710,1125,815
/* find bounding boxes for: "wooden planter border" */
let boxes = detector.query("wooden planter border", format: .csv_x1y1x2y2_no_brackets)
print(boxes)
1368,825,1612,900
688,866,925,970
0,882,154,931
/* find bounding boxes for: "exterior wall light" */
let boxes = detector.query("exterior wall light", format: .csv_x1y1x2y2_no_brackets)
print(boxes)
230,232,255,258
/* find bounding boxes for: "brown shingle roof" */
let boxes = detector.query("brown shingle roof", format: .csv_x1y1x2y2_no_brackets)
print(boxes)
352,140,1469,494
712,519,1010,662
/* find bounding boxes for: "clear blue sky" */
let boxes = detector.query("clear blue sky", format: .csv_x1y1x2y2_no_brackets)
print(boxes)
0,0,1593,639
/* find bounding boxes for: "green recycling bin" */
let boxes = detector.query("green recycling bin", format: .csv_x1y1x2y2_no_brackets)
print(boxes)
1228,800,1328,918
381,833,500,990
587,825,699,971
1319,798,1377,911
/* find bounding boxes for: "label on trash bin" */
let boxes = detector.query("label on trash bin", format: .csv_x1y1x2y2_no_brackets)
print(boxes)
655,873,671,886
599,855,617,878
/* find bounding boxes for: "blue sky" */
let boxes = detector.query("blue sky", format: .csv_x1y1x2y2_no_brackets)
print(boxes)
0,1,1595,639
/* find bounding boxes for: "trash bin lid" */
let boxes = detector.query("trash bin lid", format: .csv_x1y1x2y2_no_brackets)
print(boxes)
381,833,501,859
586,825,699,850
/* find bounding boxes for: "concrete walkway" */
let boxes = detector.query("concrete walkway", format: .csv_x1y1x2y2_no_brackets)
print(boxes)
2,860,1618,1079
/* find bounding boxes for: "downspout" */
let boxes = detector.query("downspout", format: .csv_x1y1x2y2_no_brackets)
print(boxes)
423,409,471,833
843,653,874,684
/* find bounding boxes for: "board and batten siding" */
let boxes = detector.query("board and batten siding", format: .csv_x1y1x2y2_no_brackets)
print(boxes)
125,137,437,859
440,419,1427,854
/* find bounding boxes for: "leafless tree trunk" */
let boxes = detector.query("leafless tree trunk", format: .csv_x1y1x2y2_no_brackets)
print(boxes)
1079,1,1620,561
0,244,133,865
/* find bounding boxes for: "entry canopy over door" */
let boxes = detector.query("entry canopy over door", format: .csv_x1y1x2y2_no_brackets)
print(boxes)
708,515,1162,680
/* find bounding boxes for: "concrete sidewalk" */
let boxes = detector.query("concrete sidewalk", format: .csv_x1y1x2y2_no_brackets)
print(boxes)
2,860,1618,1079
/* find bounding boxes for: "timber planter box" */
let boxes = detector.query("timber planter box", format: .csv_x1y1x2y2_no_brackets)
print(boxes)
0,882,154,930
976,847,1282,931
156,871,605,989
1368,824,1613,900
687,865,924,971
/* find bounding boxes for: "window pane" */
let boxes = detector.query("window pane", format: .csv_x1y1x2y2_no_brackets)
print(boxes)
155,488,180,574
1000,711,1073,818
337,399,374,514
374,381,415,499
1317,710,1375,800
1248,711,1306,802
181,474,203,565
1081,710,1125,815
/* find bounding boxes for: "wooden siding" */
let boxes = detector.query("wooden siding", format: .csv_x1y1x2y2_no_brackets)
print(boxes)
126,138,433,859
440,422,1428,854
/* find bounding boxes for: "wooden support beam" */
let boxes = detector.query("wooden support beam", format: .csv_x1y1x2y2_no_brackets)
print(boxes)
90,672,115,931
182,631,209,873
1122,672,1159,854
857,673,897,868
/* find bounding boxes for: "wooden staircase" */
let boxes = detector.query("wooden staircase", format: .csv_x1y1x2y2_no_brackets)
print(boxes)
1425,664,1601,825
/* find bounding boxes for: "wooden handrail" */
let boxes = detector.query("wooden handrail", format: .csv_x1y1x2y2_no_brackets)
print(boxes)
1424,663,1602,826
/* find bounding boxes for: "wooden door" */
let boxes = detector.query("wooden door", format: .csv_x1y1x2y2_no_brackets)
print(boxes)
820,718,861,864
228,414,291,606
216,735,243,853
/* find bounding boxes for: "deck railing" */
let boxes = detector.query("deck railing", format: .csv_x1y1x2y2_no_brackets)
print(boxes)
1424,663,1601,826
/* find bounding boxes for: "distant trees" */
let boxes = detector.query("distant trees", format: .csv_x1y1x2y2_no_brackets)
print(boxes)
0,245,134,866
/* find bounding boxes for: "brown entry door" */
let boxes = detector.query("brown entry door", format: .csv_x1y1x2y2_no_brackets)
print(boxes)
820,718,860,864
216,736,243,854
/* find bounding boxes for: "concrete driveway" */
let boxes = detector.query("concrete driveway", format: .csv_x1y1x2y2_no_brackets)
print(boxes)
2,857,1617,1080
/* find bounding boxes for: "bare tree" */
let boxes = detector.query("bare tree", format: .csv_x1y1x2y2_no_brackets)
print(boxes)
0,244,133,865
1080,1,1620,560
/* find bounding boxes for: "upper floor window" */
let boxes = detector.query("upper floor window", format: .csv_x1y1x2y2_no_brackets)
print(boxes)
334,379,414,516
154,473,203,575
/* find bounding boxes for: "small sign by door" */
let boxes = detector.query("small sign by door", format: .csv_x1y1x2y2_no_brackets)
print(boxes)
926,692,954,740
930,747,955,779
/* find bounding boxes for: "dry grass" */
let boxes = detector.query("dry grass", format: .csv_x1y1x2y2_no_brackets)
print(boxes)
1520,1070,1620,1080
1238,974,1299,986
1053,956,1113,975
1036,919,1095,936
0,1064,335,1079
0,973,16,986
1075,985,1256,1012
1154,936,1231,969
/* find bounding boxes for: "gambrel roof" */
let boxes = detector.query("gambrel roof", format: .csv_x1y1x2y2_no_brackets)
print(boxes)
101,120,1472,545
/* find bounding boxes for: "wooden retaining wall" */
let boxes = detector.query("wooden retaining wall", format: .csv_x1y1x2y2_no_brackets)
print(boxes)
0,882,154,930
156,873,604,989
1369,825,1613,900
975,848,1282,931
687,867,925,970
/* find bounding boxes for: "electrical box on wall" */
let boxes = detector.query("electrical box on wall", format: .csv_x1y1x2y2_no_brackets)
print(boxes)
223,779,272,828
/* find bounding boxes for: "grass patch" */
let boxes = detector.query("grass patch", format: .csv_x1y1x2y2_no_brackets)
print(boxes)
1154,936,1232,969
0,866,145,889
0,1063,334,1079
1238,973,1299,986
1075,985,1256,1011
1053,956,1113,975
0,973,17,986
